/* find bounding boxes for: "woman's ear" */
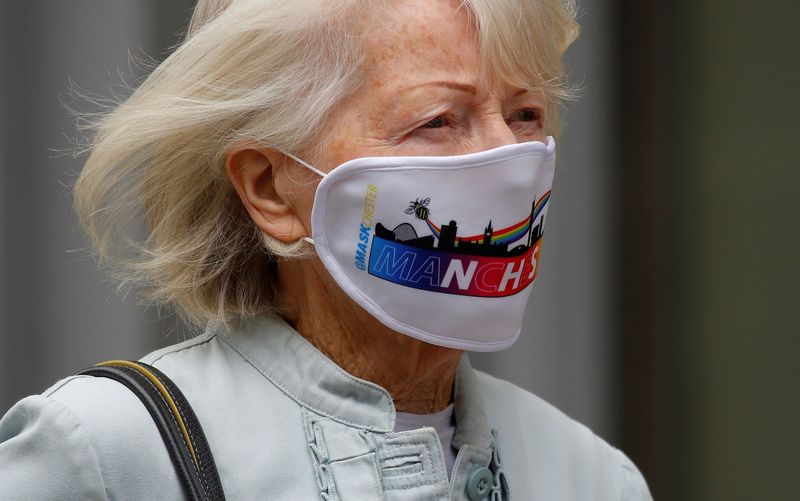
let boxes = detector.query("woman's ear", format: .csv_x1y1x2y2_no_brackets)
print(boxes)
226,148,308,243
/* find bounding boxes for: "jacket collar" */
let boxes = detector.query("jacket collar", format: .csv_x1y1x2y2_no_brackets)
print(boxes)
218,314,492,448
453,355,493,450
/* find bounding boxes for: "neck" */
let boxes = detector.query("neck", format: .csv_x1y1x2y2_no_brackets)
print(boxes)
278,260,463,414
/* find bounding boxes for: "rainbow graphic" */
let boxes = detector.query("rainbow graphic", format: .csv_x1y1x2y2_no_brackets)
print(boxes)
368,236,541,297
365,191,551,297
424,191,551,246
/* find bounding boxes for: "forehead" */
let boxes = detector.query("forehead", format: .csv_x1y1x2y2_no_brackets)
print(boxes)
357,0,481,87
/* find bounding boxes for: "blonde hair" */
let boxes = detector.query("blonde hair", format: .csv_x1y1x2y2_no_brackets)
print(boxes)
74,0,579,330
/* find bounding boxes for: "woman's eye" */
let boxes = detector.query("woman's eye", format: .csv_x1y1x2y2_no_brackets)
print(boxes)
422,116,446,128
509,109,541,122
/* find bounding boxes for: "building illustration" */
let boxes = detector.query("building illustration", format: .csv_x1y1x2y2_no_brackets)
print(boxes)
373,194,549,258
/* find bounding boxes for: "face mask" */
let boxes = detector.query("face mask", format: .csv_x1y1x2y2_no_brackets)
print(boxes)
286,138,556,352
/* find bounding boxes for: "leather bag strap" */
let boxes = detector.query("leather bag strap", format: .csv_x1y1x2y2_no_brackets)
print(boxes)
79,360,226,501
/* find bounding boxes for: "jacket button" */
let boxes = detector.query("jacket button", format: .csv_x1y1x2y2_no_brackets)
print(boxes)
466,466,493,500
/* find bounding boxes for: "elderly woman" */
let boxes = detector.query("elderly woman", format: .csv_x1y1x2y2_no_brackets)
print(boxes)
0,0,650,499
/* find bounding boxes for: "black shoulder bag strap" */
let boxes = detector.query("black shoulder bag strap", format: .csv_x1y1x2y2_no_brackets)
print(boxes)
79,360,226,501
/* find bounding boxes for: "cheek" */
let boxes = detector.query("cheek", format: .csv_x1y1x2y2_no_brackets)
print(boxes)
523,132,547,144
326,133,358,167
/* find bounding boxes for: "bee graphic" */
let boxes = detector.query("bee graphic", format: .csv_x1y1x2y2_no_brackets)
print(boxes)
405,197,431,220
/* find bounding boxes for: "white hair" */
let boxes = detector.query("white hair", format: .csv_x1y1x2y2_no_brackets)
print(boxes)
74,0,580,330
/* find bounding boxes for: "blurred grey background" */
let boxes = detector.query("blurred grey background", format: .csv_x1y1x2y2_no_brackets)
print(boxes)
1,1,798,500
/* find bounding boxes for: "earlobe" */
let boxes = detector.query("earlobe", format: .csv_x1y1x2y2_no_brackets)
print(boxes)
225,148,308,243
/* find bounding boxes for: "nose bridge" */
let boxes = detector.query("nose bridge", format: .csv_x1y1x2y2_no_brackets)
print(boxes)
474,112,517,151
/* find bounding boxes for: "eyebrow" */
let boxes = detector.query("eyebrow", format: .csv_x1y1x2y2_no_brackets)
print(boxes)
405,81,478,95
403,81,531,98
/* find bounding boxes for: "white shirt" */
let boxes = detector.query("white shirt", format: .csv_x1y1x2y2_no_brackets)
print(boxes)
395,403,457,478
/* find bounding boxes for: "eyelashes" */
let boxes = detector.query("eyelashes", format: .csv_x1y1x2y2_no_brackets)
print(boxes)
422,116,446,128
415,108,544,135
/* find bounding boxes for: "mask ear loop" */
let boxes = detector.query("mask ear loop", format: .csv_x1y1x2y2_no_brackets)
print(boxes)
283,152,326,246
284,152,328,178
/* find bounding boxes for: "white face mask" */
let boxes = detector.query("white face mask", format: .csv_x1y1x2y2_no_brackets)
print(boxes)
286,138,556,352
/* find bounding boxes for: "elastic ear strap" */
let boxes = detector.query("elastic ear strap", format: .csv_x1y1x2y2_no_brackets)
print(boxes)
281,153,322,245
284,152,327,178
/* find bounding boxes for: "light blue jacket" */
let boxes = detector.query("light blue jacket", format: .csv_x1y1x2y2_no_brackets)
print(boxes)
0,315,651,500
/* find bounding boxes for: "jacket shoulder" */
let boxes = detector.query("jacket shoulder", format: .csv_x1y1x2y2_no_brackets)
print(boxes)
0,331,230,500
473,370,652,501
0,393,108,500
42,373,185,498
11,331,226,499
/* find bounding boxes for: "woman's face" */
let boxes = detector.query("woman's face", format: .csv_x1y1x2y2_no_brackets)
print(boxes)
284,0,547,231
323,0,546,162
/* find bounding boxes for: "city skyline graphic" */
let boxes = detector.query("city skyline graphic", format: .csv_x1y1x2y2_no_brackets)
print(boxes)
374,191,551,258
